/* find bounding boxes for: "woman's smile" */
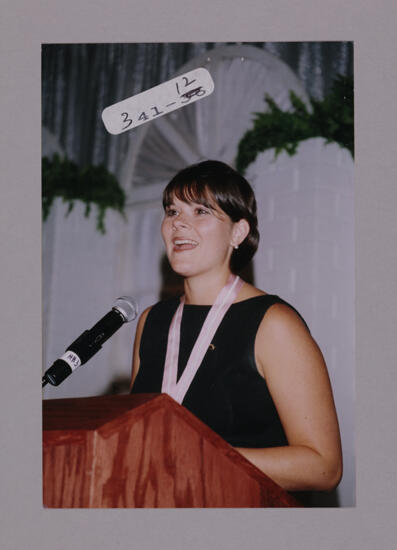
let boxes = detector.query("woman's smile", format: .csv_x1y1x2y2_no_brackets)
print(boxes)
172,237,199,252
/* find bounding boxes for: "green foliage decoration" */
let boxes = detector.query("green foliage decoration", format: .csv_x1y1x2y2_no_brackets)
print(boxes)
236,75,354,174
42,154,126,234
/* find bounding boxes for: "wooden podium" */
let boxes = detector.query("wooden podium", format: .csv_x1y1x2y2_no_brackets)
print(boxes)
43,393,300,508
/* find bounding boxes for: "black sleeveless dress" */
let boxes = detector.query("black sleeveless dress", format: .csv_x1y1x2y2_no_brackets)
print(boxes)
132,294,305,448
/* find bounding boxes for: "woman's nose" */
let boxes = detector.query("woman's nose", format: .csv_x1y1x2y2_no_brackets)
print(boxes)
172,214,190,229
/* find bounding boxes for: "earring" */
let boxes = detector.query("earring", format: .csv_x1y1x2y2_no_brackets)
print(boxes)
233,244,239,250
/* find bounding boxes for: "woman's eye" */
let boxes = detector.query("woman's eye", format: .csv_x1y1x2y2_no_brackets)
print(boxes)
165,208,178,217
195,208,209,215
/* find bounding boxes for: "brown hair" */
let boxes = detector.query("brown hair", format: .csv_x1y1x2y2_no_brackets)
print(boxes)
163,160,259,273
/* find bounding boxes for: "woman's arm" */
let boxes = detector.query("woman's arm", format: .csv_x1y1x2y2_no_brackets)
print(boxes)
236,303,342,492
129,306,151,391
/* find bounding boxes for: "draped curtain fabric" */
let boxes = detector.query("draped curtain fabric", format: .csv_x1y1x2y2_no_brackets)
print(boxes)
42,42,353,175
246,139,354,507
123,45,311,191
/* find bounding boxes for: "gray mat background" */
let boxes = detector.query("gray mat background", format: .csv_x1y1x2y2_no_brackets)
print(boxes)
1,1,396,548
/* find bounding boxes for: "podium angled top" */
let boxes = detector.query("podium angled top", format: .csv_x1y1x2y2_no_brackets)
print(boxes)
43,393,158,431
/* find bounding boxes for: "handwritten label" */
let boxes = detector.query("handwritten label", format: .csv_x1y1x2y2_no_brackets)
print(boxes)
101,68,214,135
61,350,82,371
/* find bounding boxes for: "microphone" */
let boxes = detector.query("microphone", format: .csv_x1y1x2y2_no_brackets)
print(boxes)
42,296,138,388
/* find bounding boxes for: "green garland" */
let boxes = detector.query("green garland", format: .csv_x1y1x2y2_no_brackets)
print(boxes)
236,75,354,174
42,154,126,234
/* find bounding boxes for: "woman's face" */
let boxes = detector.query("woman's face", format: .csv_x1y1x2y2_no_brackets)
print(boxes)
161,194,239,279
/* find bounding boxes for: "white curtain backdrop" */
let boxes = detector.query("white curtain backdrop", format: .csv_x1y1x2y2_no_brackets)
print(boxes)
246,138,355,507
121,45,309,189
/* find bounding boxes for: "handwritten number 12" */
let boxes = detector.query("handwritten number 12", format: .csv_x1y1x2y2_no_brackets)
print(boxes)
176,77,196,95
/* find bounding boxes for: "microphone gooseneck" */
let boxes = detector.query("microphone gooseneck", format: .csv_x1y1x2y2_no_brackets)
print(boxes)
42,296,138,388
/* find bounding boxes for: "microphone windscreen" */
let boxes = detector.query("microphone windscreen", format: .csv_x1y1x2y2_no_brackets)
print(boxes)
112,296,138,322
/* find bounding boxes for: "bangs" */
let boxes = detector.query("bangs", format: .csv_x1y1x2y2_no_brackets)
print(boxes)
163,179,216,210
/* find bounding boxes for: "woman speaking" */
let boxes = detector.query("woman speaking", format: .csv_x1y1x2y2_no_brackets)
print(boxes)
130,160,342,493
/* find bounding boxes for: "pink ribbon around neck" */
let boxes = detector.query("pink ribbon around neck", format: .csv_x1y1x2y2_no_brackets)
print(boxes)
161,274,243,404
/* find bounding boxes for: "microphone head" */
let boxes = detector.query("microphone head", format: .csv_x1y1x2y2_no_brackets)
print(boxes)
112,296,139,322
